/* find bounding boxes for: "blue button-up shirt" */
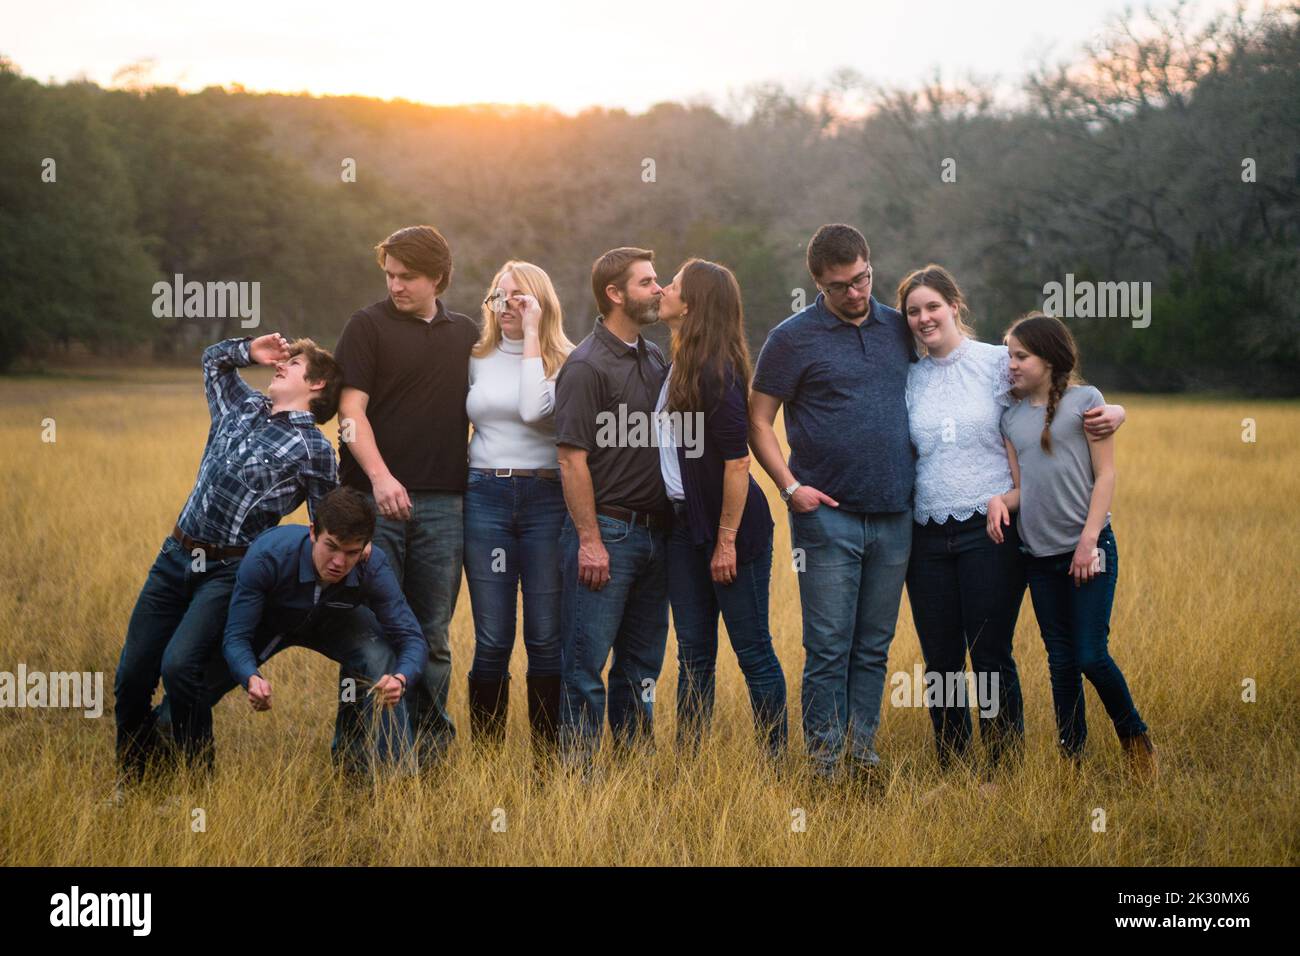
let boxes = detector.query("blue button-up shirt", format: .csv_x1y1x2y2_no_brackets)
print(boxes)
752,294,916,513
175,338,338,546
222,524,428,687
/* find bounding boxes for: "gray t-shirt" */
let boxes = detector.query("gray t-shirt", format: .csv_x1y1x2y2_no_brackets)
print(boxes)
1000,385,1109,557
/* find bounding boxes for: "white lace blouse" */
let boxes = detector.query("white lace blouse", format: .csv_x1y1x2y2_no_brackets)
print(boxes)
905,337,1016,525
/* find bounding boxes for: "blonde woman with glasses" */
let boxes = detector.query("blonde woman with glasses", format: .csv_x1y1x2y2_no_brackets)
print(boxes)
464,261,574,762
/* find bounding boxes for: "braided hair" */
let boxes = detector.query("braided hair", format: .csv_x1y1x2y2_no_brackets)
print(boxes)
1005,312,1081,454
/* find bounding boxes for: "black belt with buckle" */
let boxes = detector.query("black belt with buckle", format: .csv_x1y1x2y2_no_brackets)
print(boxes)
472,467,560,480
596,504,673,532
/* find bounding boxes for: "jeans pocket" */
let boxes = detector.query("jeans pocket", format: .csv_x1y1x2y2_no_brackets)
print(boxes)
597,516,631,545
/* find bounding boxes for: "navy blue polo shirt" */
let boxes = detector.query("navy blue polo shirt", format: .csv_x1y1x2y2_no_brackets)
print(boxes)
752,294,916,514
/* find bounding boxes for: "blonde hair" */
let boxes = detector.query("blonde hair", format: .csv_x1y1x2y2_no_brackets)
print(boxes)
475,261,574,378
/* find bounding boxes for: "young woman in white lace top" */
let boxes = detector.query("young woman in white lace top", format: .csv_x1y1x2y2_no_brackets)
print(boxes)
898,265,1126,777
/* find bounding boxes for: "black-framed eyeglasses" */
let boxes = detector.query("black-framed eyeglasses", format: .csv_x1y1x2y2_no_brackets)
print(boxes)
820,266,872,298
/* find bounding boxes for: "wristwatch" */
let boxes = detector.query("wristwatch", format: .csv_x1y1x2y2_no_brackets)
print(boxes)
780,480,802,504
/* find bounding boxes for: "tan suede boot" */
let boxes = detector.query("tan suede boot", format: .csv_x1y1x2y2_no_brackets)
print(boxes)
1120,731,1159,782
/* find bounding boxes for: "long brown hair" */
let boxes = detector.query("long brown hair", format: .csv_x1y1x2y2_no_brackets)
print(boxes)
1005,312,1083,453
895,264,976,355
667,258,752,414
474,261,574,379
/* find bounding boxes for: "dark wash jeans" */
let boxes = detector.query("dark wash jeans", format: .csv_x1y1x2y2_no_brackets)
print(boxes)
463,471,565,680
338,490,461,764
159,605,411,772
558,512,669,768
115,534,241,777
667,518,787,757
1024,525,1147,755
905,513,1026,769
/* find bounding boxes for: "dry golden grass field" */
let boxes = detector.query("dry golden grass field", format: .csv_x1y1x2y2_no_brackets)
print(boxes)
1,366,1297,866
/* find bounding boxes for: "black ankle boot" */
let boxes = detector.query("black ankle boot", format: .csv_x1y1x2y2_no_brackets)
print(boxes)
467,675,509,749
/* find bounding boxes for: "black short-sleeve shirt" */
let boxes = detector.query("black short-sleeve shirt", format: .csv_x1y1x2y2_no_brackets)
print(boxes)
554,317,670,514
333,296,479,494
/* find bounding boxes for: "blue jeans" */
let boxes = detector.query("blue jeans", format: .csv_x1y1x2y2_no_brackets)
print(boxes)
905,513,1026,768
1024,525,1147,754
668,520,787,757
338,490,461,763
161,606,412,772
463,471,565,680
114,534,242,777
789,506,912,776
558,512,669,767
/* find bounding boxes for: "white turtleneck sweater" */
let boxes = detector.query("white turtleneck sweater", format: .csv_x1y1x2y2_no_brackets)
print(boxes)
466,335,559,469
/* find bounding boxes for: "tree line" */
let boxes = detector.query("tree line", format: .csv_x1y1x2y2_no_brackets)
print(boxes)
1,0,1296,393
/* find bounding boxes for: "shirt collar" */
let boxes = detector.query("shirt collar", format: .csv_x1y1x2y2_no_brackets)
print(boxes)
592,316,642,359
284,409,318,427
297,529,318,585
383,295,449,325
260,393,318,428
813,292,878,330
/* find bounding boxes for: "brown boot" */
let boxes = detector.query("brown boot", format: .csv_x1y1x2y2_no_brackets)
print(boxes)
1120,731,1159,782
468,675,509,750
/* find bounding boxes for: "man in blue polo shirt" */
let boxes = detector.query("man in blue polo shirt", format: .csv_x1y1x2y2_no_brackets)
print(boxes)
749,224,916,782
218,486,428,771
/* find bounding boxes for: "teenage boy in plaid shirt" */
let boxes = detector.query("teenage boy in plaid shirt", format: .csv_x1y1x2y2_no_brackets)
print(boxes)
113,332,341,782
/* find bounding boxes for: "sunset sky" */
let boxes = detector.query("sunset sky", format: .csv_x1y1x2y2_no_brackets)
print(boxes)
5,0,1250,113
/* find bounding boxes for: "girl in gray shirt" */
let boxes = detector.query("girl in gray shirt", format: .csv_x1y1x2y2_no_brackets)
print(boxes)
989,313,1156,780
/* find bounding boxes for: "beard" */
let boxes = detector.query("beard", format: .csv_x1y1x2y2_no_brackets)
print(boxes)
626,294,661,326
836,297,870,320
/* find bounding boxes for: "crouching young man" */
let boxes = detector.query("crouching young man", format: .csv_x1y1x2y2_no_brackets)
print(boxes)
114,334,341,783
221,487,428,773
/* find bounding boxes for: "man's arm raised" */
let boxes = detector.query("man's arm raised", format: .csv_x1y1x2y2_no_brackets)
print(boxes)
203,333,290,422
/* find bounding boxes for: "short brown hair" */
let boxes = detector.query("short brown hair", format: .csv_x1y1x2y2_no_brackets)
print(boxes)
807,224,870,280
375,225,453,295
287,337,343,424
591,247,654,317
312,486,376,543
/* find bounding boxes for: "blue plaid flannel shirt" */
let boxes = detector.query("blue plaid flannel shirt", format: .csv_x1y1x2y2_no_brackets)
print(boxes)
174,338,338,547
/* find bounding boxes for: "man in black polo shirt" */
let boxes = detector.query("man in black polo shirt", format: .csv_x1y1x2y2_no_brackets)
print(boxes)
333,225,479,766
554,246,672,774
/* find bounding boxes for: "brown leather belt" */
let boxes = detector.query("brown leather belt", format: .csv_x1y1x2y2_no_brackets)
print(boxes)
596,504,673,532
172,525,249,561
472,467,560,479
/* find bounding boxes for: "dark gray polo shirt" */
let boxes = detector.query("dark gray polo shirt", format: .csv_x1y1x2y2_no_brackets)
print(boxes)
554,317,670,514
752,294,916,514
